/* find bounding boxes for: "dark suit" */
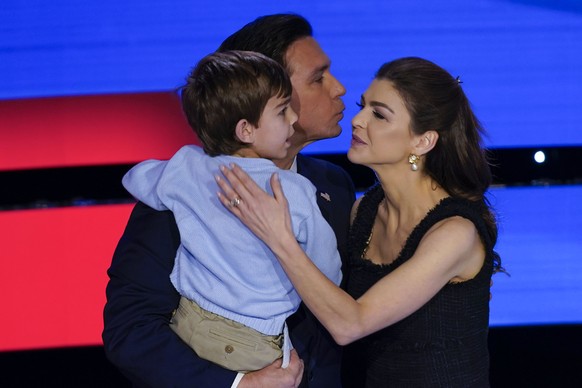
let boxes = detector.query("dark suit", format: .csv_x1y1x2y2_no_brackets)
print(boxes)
103,154,355,387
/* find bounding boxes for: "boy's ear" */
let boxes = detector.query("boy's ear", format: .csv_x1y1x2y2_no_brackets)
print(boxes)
235,119,256,144
413,130,439,156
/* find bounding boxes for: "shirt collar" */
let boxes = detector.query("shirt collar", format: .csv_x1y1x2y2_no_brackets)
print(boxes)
289,156,298,173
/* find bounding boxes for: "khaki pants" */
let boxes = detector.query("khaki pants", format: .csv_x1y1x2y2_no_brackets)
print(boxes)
170,296,283,372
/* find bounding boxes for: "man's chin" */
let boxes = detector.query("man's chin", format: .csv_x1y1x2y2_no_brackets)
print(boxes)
292,124,343,149
333,124,343,137
325,124,343,140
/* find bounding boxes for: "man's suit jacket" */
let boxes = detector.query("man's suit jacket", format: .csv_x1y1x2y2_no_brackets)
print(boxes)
102,154,355,387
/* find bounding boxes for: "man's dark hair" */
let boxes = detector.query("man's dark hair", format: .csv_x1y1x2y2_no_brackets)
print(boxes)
218,14,313,70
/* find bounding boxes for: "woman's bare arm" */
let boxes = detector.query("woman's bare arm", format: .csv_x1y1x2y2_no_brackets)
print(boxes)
215,164,484,345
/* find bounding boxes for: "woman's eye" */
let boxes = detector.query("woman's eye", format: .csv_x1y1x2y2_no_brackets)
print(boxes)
373,111,385,120
355,102,364,110
280,107,288,115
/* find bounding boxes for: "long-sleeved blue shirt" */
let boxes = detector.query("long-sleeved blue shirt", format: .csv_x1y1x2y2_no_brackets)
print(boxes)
123,145,342,335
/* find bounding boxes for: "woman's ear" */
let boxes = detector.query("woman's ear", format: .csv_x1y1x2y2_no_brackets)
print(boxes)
413,130,439,156
235,119,256,144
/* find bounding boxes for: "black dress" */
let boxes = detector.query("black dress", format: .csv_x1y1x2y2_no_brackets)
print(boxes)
341,185,494,388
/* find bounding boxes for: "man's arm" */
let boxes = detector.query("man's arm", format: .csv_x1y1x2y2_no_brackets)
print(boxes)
103,202,238,387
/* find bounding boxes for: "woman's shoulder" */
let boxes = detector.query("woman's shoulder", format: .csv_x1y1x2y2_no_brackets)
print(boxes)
404,197,485,256
425,215,479,245
423,197,485,228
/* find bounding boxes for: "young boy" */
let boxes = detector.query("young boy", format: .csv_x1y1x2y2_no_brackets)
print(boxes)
122,51,342,372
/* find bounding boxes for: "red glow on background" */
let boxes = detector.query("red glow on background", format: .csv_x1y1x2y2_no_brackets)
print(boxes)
0,92,198,171
0,204,135,351
1,92,202,351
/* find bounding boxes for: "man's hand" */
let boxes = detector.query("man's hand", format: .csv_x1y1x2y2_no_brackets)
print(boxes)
238,349,304,388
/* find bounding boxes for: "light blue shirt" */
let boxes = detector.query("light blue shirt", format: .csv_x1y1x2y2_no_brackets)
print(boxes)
123,145,342,335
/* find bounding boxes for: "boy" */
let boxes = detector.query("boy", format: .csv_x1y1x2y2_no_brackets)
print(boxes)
122,50,342,372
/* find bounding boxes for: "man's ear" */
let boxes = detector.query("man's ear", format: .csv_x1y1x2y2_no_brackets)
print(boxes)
235,119,256,144
413,130,439,156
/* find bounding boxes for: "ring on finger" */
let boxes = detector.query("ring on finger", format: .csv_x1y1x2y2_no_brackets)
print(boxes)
229,196,241,208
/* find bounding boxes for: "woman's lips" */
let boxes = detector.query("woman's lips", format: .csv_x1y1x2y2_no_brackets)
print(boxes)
351,134,366,146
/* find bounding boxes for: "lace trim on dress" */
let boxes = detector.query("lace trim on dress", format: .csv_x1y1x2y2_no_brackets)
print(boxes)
348,183,493,278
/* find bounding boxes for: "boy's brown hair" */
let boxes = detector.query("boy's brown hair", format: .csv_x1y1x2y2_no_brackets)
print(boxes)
180,50,292,156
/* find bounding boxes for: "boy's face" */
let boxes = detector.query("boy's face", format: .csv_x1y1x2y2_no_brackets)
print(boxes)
251,95,298,159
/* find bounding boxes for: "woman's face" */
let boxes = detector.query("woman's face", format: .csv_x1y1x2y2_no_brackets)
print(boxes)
347,79,416,169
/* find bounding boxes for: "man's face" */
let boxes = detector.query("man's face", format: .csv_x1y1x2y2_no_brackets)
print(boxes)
285,37,346,147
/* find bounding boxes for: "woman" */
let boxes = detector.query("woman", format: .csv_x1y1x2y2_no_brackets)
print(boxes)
216,57,502,387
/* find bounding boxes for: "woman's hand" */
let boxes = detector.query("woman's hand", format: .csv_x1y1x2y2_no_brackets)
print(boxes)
216,164,295,252
217,164,357,345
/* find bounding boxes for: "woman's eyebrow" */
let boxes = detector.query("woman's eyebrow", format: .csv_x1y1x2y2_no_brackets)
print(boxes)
370,100,395,114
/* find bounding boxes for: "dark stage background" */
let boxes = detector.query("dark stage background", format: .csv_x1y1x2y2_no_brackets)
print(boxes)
1,1,581,387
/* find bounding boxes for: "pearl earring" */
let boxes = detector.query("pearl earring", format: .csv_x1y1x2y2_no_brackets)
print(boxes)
408,154,420,171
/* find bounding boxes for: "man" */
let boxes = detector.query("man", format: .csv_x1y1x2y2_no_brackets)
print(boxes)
103,14,355,388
